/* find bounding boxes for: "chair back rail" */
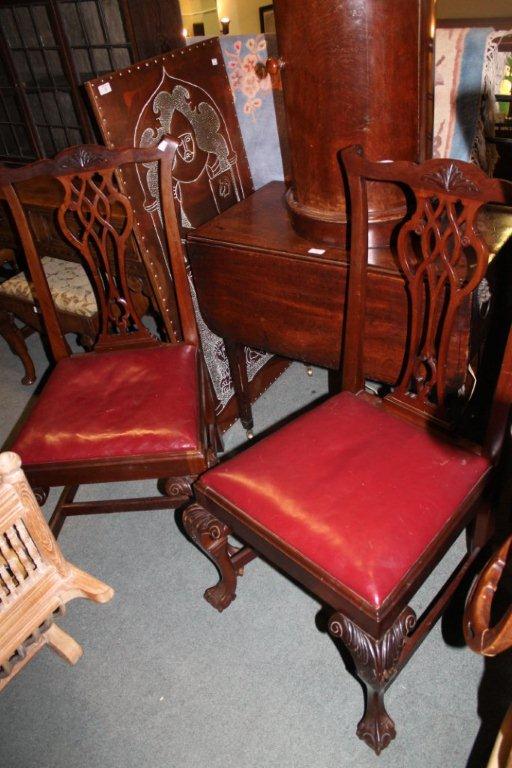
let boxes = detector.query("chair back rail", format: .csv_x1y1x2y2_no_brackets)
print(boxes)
340,146,512,462
0,139,199,360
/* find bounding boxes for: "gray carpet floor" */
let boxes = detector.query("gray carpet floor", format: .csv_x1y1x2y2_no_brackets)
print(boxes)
0,331,511,768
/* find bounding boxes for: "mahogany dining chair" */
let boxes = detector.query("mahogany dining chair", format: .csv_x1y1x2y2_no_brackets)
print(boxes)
182,147,512,753
1,138,219,537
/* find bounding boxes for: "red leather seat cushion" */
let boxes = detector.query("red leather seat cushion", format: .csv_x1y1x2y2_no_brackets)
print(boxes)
201,392,490,609
13,345,200,465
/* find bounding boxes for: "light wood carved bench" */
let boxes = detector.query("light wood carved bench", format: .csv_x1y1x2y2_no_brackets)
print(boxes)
0,451,113,690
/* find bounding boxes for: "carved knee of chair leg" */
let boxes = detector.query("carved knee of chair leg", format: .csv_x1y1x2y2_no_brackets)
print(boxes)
162,477,194,505
183,503,237,612
328,607,416,755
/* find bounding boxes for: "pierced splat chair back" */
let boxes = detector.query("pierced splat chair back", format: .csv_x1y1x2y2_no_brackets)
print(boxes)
340,146,512,461
0,138,197,360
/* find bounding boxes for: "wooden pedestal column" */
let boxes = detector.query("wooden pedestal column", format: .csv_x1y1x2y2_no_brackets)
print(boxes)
273,0,436,245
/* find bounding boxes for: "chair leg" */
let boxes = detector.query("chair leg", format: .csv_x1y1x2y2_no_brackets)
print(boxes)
207,421,223,461
48,485,77,538
328,606,416,755
183,503,238,612
77,333,94,351
468,502,494,552
0,309,36,385
32,486,49,506
162,477,194,505
44,624,83,665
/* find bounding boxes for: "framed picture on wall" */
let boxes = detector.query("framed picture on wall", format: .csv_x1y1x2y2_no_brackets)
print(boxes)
259,4,275,34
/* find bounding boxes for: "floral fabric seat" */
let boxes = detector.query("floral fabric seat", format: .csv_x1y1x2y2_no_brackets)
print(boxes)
0,256,97,317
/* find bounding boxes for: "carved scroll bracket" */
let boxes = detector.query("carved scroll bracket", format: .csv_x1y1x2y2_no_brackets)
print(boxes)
328,607,416,687
163,477,194,504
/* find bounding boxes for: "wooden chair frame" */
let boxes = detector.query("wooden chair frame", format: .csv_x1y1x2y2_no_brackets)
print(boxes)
183,148,512,753
0,451,113,690
464,534,512,656
464,535,512,767
1,138,219,536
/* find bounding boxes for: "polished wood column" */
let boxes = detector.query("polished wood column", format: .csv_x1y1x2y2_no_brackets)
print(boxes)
273,0,436,244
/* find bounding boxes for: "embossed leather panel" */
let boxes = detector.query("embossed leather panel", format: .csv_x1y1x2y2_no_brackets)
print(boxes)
201,391,490,609
14,345,200,465
85,40,270,419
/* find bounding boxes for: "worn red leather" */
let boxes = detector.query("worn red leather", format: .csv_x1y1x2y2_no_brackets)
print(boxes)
14,345,200,464
201,391,490,609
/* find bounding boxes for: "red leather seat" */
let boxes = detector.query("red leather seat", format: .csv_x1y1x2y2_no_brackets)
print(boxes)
13,344,200,465
200,391,490,609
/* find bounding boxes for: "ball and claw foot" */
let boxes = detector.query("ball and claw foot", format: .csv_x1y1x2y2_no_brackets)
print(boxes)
204,582,236,612
328,606,416,755
356,691,396,755
21,372,36,386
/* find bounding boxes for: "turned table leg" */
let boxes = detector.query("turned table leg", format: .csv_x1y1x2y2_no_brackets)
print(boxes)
224,340,254,437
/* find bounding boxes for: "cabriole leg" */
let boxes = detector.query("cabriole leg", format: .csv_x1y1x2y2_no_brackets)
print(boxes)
328,607,416,755
183,503,238,612
0,310,36,385
162,477,194,505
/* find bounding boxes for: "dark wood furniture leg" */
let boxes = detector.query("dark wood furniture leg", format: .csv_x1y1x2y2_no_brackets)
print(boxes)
328,608,416,755
468,501,494,552
224,340,254,437
32,485,49,505
182,504,241,612
48,485,78,538
162,476,194,503
0,308,36,384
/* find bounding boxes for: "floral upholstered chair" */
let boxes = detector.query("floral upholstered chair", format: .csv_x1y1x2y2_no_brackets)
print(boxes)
0,250,98,385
